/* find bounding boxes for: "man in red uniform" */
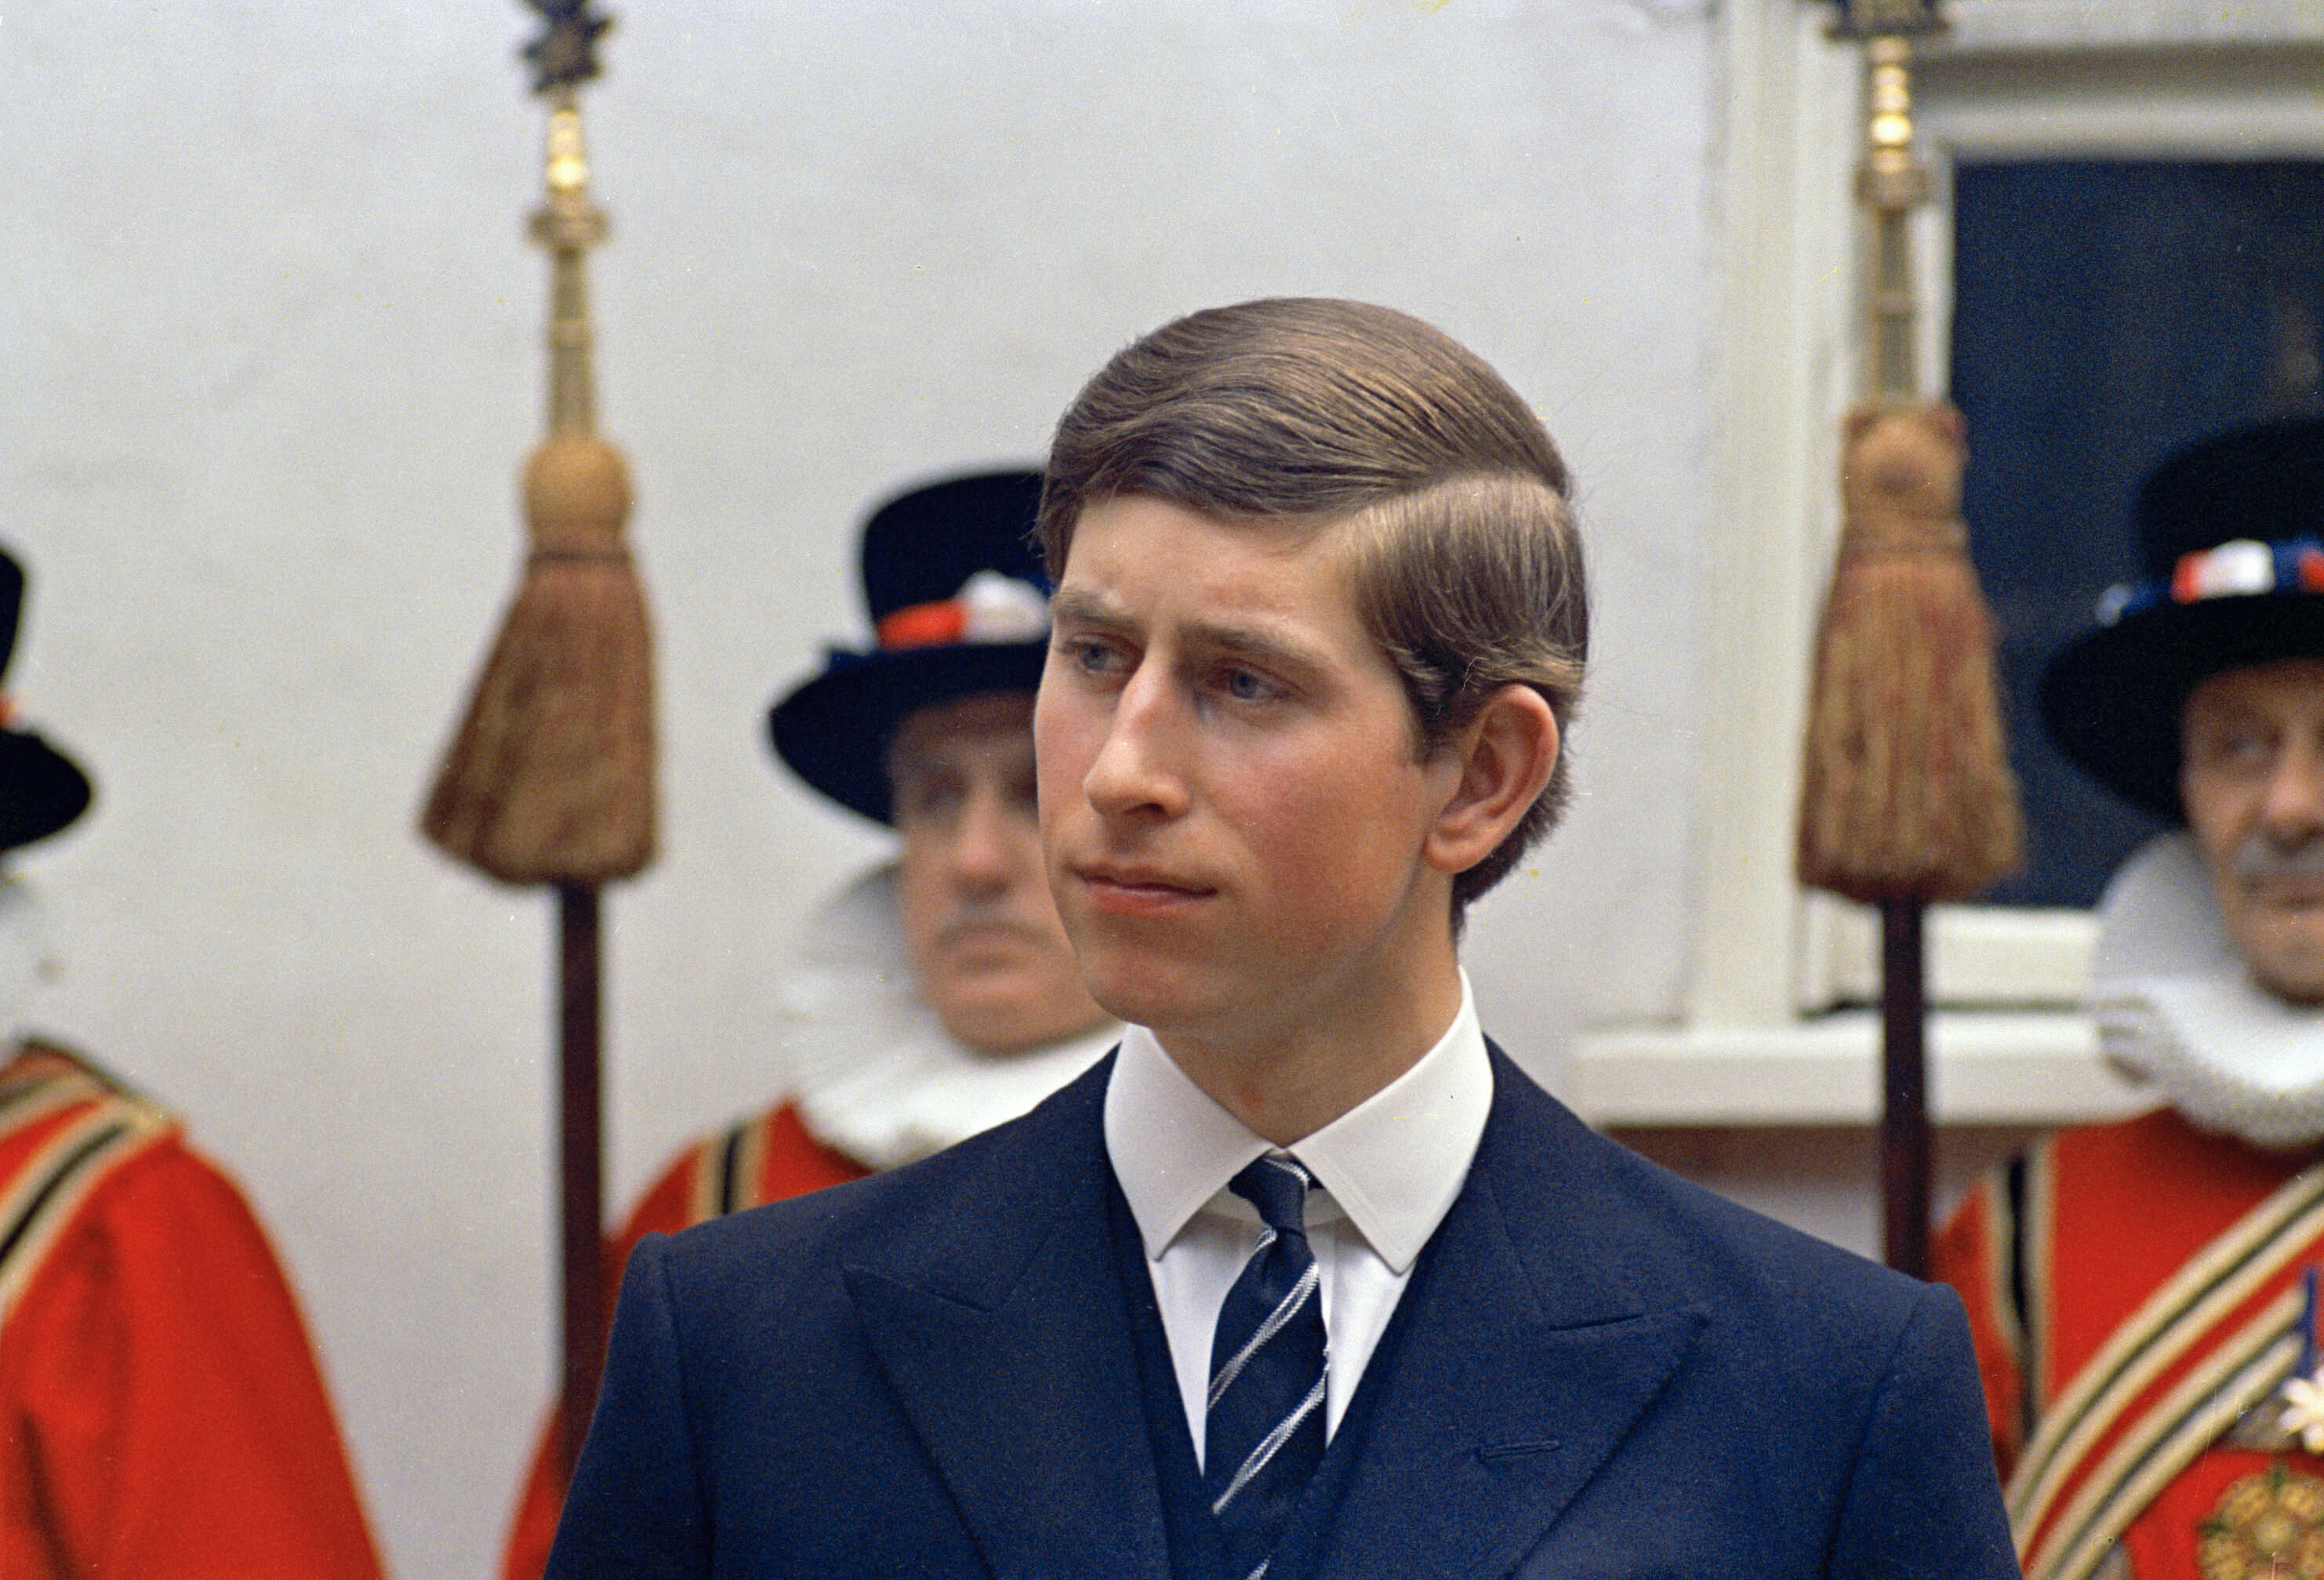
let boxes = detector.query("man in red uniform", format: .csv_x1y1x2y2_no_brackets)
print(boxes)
1937,415,2324,1580
0,547,383,1578
500,470,1119,1578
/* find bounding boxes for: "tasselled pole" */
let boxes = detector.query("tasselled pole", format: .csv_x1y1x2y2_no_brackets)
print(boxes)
1797,0,2023,1277
419,0,651,1480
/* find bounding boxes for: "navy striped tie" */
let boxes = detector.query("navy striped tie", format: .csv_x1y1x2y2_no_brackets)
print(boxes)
1205,1155,1327,1580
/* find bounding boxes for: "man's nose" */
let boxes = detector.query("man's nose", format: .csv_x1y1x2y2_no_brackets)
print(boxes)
949,787,1033,892
1082,670,1189,821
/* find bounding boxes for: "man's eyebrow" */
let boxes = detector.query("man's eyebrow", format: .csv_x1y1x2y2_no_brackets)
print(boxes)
885,731,960,778
1046,587,1128,630
1182,618,1332,677
1051,586,1333,676
2189,699,2270,728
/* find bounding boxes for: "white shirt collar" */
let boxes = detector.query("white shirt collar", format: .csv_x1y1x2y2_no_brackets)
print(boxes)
1103,970,1493,1274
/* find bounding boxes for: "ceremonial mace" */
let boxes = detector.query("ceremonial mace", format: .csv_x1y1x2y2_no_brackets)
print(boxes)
1796,0,2021,1277
420,0,652,1476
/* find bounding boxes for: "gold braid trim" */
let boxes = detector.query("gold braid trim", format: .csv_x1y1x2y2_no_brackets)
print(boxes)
2009,1160,2324,1550
2028,1139,2057,1428
0,1081,176,1334
684,1113,775,1226
2027,1292,2301,1580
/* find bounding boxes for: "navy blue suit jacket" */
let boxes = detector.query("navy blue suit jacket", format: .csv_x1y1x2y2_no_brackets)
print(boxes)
547,1048,2017,1578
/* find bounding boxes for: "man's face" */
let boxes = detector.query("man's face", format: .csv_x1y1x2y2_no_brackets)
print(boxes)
890,692,1108,1054
1034,495,1465,1054
2181,657,2324,1004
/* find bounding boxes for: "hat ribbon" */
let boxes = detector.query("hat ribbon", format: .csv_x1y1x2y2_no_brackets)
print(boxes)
873,570,1048,652
2097,536,2324,627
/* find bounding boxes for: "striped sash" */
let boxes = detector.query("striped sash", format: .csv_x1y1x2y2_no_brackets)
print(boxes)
2008,1149,2324,1580
677,1105,865,1227
0,1052,176,1335
684,1113,770,1224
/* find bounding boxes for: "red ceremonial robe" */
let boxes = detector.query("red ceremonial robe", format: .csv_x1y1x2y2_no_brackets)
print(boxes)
1936,1107,2324,1580
0,1043,384,1580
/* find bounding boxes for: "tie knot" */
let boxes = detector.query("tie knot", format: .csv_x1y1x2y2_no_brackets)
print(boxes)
1228,1155,1314,1236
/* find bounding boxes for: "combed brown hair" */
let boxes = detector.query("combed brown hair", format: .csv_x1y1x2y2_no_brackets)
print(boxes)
1037,297,1587,917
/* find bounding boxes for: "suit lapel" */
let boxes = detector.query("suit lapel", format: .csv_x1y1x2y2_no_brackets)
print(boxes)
844,1060,1173,1580
1319,1052,1705,1580
840,1048,1708,1580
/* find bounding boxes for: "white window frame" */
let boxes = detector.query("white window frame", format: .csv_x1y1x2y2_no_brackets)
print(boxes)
1569,0,2324,1126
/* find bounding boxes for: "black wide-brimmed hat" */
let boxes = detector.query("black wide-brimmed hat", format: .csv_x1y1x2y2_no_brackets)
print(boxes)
767,470,1051,825
2040,414,2324,821
0,548,93,853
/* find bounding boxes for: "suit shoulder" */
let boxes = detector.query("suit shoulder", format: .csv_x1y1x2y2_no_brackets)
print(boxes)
650,1056,1112,1304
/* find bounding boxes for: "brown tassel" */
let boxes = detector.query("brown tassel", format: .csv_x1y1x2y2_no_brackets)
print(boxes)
421,434,655,884
1796,400,2021,903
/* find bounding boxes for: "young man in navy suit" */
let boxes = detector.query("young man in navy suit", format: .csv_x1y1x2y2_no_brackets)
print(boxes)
548,298,2018,1579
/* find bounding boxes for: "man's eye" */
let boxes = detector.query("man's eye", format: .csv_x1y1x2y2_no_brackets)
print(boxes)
897,780,964,821
2196,729,2274,772
1222,667,1279,703
1068,638,1124,677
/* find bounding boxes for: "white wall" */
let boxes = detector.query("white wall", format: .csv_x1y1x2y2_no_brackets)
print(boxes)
2,2,1717,1572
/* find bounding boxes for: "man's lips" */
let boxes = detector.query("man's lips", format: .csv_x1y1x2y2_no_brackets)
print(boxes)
936,917,1049,950
1072,862,1215,915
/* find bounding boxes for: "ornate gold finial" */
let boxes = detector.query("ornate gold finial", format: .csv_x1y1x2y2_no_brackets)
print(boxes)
531,95,608,252
545,100,589,198
1846,17,1941,400
1857,38,1932,212
521,2,616,435
525,69,610,438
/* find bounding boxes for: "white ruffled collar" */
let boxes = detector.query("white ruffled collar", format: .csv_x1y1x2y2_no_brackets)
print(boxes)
0,875,53,1054
2093,832,2324,1150
778,863,1119,1171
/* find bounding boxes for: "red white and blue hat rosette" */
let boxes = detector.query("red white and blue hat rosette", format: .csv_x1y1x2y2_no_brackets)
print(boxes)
2041,416,2324,820
766,470,1051,826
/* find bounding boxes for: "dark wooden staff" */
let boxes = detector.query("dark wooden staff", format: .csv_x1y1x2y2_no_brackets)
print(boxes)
1797,0,2021,1277
420,0,652,1476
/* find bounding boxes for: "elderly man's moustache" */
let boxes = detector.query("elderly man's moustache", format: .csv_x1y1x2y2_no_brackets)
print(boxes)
2234,834,2324,882
938,911,1047,946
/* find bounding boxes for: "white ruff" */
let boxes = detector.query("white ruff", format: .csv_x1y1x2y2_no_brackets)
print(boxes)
0,876,55,1054
2093,832,2324,1150
779,863,1119,1172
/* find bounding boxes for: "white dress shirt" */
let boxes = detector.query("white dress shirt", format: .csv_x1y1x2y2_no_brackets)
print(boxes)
1102,971,1494,1468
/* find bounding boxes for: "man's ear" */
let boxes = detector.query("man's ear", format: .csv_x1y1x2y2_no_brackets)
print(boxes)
1423,685,1560,876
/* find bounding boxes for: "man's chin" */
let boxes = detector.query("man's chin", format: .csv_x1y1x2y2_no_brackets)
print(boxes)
1075,958,1239,1046
2242,914,2324,1007
931,981,1107,1055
